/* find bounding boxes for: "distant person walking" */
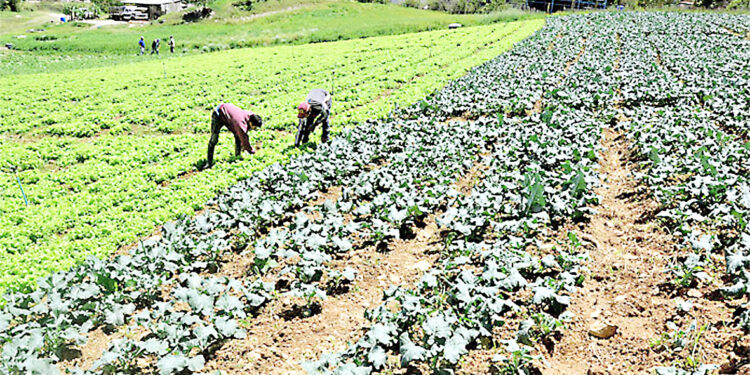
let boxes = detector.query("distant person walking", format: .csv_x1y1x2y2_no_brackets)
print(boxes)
151,38,160,55
295,88,332,147
169,35,175,53
206,103,263,168
139,36,145,55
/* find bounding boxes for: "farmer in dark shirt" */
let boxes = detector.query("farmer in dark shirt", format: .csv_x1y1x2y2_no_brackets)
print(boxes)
151,38,160,55
295,88,332,147
206,103,263,168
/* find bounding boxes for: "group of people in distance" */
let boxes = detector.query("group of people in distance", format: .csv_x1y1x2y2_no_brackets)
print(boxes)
138,35,176,55
206,89,332,168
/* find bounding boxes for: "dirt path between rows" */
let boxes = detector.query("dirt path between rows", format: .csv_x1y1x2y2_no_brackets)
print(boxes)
530,35,587,115
543,128,738,374
202,161,486,374
203,218,440,374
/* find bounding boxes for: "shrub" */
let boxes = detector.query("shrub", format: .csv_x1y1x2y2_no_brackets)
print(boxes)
727,0,750,8
404,0,423,8
425,0,508,13
182,6,213,22
2,0,22,11
233,0,267,11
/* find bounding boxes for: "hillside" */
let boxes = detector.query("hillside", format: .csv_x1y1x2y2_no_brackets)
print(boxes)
0,0,542,74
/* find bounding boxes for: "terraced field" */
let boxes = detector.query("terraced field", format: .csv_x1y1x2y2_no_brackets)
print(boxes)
1,11,749,375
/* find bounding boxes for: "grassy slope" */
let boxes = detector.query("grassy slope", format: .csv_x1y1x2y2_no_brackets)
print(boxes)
0,9,62,35
0,1,542,75
2,1,541,54
0,19,545,294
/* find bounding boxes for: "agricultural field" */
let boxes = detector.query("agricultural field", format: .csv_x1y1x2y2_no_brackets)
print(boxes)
0,20,543,292
1,10,750,375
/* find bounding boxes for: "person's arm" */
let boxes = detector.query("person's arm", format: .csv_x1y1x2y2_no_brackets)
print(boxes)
238,131,253,154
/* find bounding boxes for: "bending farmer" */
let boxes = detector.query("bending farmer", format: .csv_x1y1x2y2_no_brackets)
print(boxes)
295,88,332,147
207,103,263,168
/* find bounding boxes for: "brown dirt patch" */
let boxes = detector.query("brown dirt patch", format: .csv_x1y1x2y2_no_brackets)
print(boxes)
722,26,750,40
542,128,737,374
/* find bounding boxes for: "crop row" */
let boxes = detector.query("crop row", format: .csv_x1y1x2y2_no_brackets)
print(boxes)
307,14,607,374
614,13,750,358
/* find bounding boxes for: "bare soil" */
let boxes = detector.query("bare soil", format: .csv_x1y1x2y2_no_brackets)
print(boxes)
721,26,750,40
542,128,738,374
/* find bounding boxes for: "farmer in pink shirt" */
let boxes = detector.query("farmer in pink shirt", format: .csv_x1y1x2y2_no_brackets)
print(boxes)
206,103,263,168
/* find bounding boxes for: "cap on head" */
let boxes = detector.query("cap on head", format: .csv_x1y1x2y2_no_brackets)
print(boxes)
297,101,310,118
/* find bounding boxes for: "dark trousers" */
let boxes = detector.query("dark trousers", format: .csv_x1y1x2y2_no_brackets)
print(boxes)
294,98,332,147
295,112,329,147
207,110,242,167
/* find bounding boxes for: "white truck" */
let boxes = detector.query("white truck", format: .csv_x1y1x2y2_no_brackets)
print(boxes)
110,5,149,21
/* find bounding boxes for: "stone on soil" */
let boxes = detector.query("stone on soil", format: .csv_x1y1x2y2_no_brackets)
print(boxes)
589,321,617,339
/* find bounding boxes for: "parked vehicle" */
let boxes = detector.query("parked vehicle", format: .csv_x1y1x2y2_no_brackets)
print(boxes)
110,5,148,21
